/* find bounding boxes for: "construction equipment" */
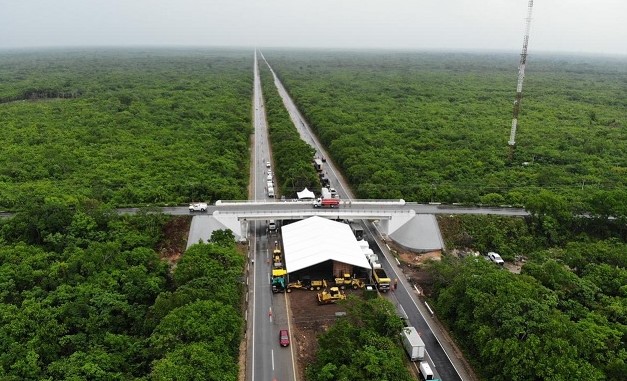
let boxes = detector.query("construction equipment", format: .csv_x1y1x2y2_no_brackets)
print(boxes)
317,287,347,305
307,279,327,291
334,273,365,290
271,269,287,293
286,280,306,292
272,241,283,269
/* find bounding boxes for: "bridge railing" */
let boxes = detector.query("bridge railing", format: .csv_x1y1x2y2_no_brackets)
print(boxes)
215,199,405,206
213,208,415,218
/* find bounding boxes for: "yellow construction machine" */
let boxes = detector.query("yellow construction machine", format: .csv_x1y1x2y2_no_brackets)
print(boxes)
334,273,365,290
317,287,347,305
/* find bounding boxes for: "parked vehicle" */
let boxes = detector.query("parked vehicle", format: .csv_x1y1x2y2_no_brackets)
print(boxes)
334,273,365,289
189,202,208,212
268,220,277,233
279,329,290,347
350,224,364,240
419,361,436,380
268,187,275,198
401,327,425,361
313,158,323,172
271,269,287,293
317,287,346,304
372,267,391,292
488,252,505,265
320,174,330,187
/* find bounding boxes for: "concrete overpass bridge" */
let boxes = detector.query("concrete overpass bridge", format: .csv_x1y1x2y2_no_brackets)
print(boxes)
189,199,445,251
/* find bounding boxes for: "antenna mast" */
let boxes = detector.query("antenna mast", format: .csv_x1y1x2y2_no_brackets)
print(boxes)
508,0,534,159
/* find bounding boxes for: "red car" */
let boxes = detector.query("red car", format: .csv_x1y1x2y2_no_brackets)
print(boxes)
279,329,290,347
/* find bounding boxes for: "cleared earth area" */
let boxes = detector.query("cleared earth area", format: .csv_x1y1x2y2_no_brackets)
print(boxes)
286,288,364,380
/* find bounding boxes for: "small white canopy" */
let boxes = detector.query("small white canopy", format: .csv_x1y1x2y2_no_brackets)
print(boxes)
296,188,316,200
282,216,372,273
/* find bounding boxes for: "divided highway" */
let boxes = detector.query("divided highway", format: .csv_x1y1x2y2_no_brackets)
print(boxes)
257,52,473,381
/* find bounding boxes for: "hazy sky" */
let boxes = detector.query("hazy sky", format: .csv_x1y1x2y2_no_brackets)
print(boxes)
2,0,626,55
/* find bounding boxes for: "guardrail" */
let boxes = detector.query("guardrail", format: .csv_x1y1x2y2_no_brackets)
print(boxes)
214,208,415,218
215,199,406,206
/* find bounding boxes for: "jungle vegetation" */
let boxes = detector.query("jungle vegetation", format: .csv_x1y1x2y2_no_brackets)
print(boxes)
0,200,245,380
261,50,626,380
306,296,413,381
263,50,627,214
258,58,320,197
0,49,253,209
430,204,626,381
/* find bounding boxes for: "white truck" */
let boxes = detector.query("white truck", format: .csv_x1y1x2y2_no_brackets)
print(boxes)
419,361,436,380
401,327,425,361
189,202,208,212
488,252,505,266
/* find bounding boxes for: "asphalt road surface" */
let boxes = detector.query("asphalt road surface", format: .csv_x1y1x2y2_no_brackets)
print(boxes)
248,49,297,381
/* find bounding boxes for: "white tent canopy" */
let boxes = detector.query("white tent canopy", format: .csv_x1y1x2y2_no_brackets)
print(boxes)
296,187,316,200
281,216,371,273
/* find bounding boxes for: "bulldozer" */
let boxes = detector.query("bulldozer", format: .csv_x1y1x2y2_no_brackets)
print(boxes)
334,273,365,290
317,287,347,305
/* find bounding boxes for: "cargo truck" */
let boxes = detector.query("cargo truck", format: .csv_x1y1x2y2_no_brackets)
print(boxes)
313,197,340,208
401,327,425,361
313,158,323,172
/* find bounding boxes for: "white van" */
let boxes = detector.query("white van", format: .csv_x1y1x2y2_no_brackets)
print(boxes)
268,187,275,198
267,174,273,182
268,220,277,232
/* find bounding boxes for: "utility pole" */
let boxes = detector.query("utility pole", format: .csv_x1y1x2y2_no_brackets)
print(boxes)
508,0,534,161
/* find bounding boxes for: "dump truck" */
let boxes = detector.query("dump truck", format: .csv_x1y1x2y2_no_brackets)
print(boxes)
401,327,425,361
317,287,346,305
334,273,365,290
372,267,391,292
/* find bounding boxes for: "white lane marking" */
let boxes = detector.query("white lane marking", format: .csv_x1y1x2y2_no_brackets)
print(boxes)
363,221,463,380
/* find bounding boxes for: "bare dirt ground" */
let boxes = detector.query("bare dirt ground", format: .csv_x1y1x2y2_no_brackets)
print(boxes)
287,288,363,380
157,215,191,265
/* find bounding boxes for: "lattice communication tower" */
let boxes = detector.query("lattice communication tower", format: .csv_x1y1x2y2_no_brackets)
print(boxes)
508,0,534,158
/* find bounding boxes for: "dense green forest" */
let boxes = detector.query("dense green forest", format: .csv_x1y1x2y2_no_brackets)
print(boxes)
430,209,626,381
258,59,319,197
0,201,244,380
0,49,253,209
306,296,413,381
263,50,627,213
